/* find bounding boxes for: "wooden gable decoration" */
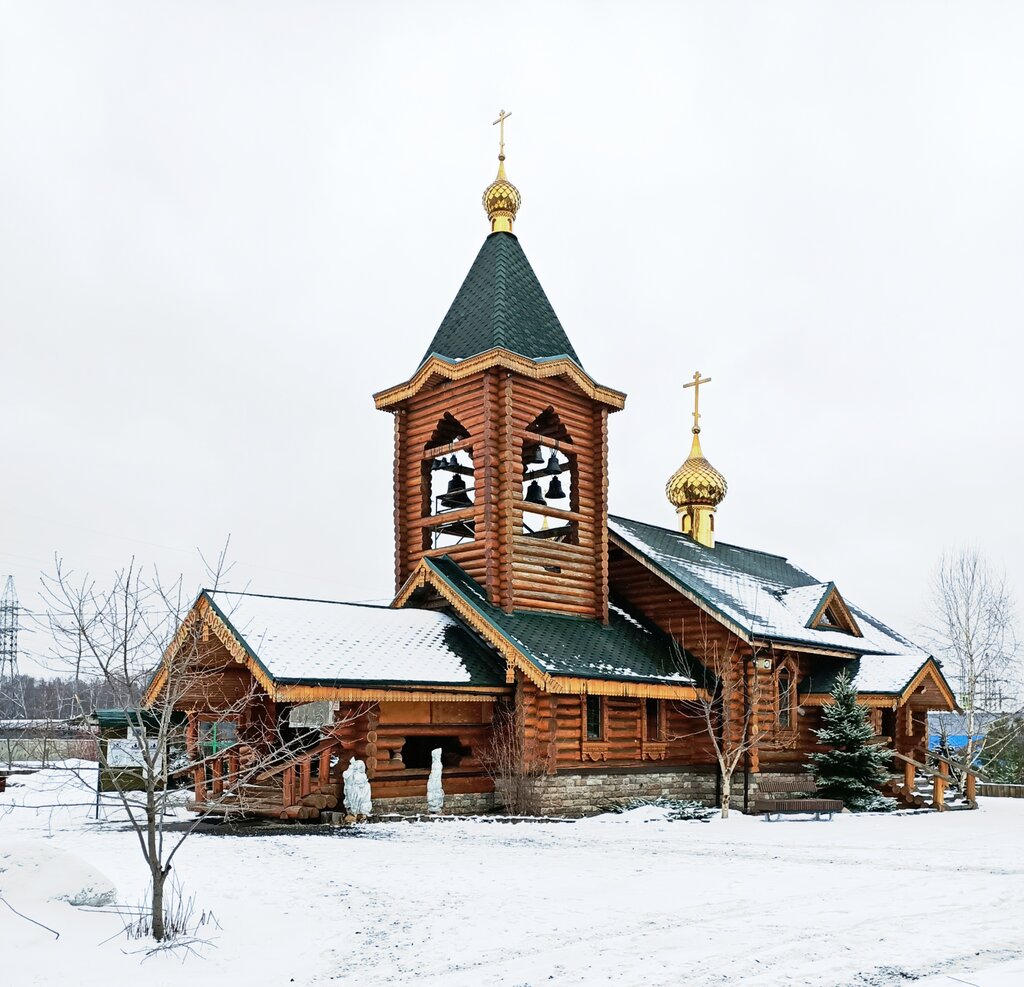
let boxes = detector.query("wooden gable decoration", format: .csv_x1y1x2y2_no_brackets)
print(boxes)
807,583,862,638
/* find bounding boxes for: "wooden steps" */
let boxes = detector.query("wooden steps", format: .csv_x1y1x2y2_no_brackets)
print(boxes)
189,736,345,822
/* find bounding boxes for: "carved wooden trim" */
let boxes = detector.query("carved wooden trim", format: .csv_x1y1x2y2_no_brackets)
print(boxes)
374,349,626,412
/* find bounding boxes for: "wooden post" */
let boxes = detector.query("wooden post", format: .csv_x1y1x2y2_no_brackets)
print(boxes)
212,756,223,795
283,765,295,807
965,772,977,806
318,752,331,790
903,760,915,793
932,771,947,811
300,759,311,798
193,766,206,803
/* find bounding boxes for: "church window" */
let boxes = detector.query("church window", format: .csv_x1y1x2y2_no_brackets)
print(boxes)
198,719,237,754
645,699,662,741
586,696,603,740
777,667,794,730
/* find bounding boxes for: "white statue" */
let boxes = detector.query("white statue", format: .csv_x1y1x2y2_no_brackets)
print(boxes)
427,747,445,814
343,757,372,820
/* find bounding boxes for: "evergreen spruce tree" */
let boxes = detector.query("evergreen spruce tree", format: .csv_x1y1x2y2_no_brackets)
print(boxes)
809,671,896,811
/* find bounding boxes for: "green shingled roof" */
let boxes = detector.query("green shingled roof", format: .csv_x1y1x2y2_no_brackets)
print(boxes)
420,232,582,368
609,516,918,656
423,556,701,686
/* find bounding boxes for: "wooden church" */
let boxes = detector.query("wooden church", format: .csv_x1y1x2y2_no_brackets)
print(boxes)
149,117,957,819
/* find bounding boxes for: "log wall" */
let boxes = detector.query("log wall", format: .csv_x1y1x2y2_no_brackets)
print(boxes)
517,674,716,771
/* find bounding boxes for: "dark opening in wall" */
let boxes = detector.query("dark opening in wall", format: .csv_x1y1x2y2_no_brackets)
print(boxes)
400,735,471,770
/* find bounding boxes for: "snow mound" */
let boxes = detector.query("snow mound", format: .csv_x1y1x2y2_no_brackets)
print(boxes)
0,841,117,907
583,804,674,825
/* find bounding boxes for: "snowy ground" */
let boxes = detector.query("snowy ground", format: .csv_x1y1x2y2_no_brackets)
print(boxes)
1,764,1023,987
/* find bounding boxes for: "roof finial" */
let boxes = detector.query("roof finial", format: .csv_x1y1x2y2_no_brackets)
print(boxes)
483,109,521,233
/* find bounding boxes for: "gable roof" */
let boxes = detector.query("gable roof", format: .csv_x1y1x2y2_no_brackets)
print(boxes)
609,515,917,656
396,556,702,697
202,590,505,689
419,232,582,369
799,654,956,708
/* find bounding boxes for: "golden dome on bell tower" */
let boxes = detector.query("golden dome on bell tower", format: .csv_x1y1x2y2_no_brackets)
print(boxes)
666,372,727,548
483,109,521,233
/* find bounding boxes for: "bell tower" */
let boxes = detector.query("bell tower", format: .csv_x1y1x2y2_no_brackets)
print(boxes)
374,114,625,619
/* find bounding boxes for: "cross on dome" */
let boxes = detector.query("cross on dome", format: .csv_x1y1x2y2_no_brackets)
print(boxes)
493,109,511,159
683,370,712,433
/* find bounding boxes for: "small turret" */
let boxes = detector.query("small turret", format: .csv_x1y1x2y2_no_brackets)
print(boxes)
665,372,727,548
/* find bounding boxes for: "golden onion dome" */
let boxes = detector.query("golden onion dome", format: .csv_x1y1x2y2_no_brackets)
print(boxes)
483,157,521,233
666,430,728,509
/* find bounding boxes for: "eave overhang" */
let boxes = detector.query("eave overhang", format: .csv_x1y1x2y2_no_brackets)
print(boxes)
374,348,626,412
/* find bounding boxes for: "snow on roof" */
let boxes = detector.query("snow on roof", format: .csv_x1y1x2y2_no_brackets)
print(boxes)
609,516,920,657
851,653,930,693
205,591,503,687
778,583,833,625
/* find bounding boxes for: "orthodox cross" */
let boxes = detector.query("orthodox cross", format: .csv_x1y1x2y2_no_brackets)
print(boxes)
493,109,511,158
683,370,712,431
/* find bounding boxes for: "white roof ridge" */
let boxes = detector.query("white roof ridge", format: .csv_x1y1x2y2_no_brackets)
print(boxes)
608,515,795,564
207,589,392,611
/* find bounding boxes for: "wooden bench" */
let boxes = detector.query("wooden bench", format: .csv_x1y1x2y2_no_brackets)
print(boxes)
752,776,843,821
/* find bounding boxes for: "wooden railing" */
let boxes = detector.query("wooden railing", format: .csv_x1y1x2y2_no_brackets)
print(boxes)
255,735,345,812
188,736,346,819
189,743,244,803
890,750,977,809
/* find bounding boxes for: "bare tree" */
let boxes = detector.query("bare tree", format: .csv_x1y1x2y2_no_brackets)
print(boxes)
929,549,1019,782
482,691,557,816
671,620,768,818
38,546,299,942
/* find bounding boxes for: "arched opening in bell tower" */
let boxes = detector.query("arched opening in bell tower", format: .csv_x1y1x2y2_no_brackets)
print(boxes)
520,407,578,546
421,413,477,550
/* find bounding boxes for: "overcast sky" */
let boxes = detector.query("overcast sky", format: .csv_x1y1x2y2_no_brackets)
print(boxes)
2,2,1022,676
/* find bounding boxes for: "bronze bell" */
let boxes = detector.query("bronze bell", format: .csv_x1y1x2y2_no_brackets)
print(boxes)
528,444,546,466
525,480,546,506
546,451,561,475
439,473,472,509
545,476,566,500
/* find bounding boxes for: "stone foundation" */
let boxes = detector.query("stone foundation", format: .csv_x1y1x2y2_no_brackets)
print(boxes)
367,769,818,819
372,791,497,816
525,767,720,818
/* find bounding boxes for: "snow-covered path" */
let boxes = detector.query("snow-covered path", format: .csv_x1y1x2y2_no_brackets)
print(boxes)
2,766,1022,986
